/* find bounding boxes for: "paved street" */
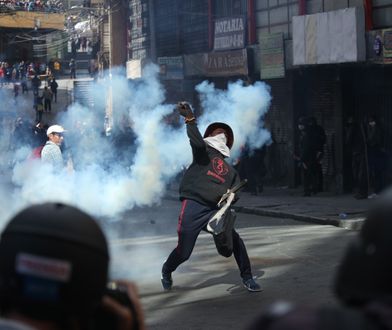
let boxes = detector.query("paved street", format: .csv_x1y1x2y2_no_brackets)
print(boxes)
103,199,357,330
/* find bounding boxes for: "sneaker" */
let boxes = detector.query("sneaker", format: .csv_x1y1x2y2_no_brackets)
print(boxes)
243,278,262,292
161,272,173,291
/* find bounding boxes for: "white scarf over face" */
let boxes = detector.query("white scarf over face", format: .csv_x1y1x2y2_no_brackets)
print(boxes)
204,133,230,158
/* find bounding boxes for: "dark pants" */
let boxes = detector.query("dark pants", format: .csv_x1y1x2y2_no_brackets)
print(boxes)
352,152,368,197
315,152,324,192
51,89,57,102
44,99,51,112
303,160,318,195
368,149,386,194
163,199,253,281
36,110,43,122
22,82,28,93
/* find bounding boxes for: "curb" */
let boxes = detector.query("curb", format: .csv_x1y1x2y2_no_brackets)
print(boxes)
163,194,364,231
233,206,364,230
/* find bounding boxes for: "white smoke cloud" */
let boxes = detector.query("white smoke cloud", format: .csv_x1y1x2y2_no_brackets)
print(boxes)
196,79,272,158
0,64,272,229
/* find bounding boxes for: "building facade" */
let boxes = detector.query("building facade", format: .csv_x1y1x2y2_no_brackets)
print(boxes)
109,0,392,194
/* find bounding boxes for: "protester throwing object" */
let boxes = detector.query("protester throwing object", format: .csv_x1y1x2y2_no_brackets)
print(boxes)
161,102,261,292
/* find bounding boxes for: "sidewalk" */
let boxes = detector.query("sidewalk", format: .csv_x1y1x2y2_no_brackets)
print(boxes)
233,186,373,230
166,186,373,230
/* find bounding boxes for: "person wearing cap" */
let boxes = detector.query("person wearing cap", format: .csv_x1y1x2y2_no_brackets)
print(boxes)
0,202,145,330
41,124,65,171
161,102,261,292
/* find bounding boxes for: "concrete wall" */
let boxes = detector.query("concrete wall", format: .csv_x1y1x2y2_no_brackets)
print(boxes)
255,0,298,39
373,0,392,28
306,0,363,14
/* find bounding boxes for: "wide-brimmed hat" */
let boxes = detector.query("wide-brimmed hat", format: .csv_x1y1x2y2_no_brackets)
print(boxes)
203,122,234,149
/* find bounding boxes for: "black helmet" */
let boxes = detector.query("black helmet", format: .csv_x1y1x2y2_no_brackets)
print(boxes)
334,192,392,305
203,122,234,149
0,203,109,319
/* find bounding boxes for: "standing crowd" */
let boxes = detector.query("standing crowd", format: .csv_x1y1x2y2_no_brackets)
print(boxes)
295,114,387,199
0,0,64,12
344,114,387,199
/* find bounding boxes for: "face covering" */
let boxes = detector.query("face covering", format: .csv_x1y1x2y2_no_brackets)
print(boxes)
204,133,230,158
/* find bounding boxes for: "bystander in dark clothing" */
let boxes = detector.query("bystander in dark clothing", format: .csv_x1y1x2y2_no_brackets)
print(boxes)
42,86,52,112
21,76,28,93
34,96,44,123
296,117,318,196
31,74,41,96
13,82,20,104
12,117,32,149
367,115,386,196
32,122,48,147
50,78,58,102
71,40,77,58
69,59,76,79
344,117,368,199
308,117,326,192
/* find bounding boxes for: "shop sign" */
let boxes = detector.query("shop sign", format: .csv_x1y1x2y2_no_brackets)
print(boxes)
366,30,383,63
213,16,245,51
366,29,392,64
157,56,184,80
383,29,392,63
259,33,285,79
203,49,248,77
184,53,205,77
126,59,143,79
293,7,365,65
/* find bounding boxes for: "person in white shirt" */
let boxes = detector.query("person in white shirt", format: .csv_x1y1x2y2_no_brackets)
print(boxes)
41,124,65,171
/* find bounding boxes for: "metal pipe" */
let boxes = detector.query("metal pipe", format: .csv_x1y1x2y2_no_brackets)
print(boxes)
208,0,213,50
247,0,256,44
299,0,306,15
148,0,156,61
364,0,374,30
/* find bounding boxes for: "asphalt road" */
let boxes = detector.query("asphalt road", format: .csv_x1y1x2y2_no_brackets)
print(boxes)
100,199,357,330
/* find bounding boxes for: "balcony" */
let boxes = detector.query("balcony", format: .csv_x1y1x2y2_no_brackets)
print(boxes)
0,8,65,30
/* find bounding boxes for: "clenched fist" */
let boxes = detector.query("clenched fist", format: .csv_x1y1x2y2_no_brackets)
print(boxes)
177,102,194,119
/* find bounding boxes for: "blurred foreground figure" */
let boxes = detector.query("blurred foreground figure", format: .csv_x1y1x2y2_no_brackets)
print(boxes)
0,203,145,330
246,190,392,329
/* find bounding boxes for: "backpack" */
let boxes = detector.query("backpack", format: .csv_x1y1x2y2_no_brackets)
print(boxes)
29,145,44,160
211,208,236,258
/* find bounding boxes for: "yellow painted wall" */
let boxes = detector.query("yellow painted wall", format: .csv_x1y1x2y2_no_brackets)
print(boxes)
0,11,65,30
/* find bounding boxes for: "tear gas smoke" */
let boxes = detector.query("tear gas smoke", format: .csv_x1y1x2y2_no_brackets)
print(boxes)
196,79,272,158
0,64,271,230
